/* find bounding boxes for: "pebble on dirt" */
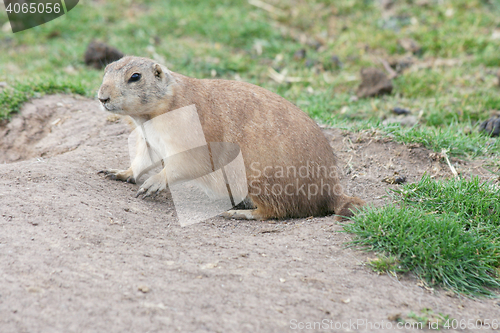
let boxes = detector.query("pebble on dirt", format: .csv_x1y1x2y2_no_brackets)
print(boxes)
84,40,124,70
138,285,150,293
356,68,393,98
382,172,406,184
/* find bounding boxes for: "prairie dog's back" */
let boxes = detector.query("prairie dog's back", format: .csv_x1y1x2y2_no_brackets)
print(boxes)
171,75,336,172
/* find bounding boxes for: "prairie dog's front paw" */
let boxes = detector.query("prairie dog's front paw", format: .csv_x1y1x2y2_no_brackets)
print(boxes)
98,168,135,183
136,173,167,199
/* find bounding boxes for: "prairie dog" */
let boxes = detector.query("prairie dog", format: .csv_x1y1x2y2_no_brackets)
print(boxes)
97,56,364,220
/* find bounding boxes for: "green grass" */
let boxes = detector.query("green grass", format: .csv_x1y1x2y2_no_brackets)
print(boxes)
387,122,500,158
1,0,500,160
344,175,500,296
323,117,500,158
0,79,87,119
406,308,451,330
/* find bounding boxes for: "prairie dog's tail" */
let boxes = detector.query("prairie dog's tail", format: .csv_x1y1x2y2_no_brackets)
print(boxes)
332,195,365,221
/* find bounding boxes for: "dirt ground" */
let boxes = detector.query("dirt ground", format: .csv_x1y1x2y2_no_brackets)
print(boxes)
1,95,499,333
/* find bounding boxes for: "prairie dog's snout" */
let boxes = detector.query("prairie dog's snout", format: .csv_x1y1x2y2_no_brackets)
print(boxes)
97,83,112,110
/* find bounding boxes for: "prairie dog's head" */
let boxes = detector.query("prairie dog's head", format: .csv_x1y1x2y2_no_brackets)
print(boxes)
97,56,173,115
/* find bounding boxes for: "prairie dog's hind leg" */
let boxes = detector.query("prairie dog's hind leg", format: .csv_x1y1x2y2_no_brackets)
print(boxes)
221,209,260,220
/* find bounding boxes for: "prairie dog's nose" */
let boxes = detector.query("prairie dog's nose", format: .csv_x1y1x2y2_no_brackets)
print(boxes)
98,83,111,103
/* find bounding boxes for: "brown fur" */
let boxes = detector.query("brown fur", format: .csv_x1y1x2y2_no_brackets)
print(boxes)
97,56,364,220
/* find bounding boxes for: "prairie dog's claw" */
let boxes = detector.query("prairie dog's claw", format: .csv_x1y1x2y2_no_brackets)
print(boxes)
98,169,136,184
135,188,146,198
136,173,167,199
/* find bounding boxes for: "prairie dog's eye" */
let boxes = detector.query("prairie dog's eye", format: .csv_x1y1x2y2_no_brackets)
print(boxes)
128,73,141,83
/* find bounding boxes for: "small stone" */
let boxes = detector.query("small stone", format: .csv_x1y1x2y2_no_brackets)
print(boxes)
26,286,41,293
30,220,39,226
106,114,121,123
383,172,406,184
201,262,218,269
391,107,411,115
138,285,150,293
387,313,402,321
429,152,444,161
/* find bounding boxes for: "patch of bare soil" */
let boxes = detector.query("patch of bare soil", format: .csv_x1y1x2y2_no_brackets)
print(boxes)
0,95,498,333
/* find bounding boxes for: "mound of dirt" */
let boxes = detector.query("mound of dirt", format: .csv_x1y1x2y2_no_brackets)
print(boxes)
0,95,498,332
0,95,108,163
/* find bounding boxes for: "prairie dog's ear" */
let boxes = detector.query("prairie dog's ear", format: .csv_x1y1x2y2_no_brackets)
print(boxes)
153,63,166,79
